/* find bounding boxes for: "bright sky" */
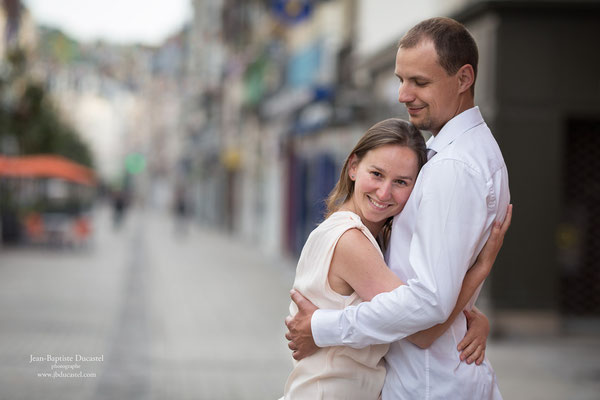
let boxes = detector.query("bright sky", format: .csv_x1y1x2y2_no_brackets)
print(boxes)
22,0,193,45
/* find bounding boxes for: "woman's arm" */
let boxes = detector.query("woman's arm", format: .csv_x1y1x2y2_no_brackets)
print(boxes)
328,228,404,301
407,204,512,353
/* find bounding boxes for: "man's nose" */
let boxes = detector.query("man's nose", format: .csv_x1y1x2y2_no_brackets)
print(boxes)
398,82,414,104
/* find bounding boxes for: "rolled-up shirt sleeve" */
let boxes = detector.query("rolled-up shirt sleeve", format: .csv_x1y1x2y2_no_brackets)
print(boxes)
312,158,490,348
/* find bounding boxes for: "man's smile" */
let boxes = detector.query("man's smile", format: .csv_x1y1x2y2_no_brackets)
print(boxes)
406,104,426,115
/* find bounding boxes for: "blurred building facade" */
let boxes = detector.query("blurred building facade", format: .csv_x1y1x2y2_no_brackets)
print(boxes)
184,0,366,254
30,21,189,213
0,0,36,57
181,0,600,335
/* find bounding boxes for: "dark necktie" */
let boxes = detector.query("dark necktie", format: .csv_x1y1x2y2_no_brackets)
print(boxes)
426,148,437,161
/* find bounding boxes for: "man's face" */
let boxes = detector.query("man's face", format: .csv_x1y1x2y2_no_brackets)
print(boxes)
394,39,462,135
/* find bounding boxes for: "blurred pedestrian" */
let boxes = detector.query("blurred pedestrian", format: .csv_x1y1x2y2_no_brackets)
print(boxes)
281,118,511,399
112,191,127,229
286,17,511,399
172,184,190,236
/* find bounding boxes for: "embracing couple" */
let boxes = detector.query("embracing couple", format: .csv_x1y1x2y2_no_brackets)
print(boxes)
282,17,511,400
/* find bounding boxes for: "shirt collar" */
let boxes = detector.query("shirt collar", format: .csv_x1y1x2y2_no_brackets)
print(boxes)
426,106,484,153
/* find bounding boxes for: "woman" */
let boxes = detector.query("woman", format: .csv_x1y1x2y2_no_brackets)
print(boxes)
282,118,511,399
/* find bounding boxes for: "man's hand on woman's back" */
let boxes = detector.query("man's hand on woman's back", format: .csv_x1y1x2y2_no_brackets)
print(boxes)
285,290,319,361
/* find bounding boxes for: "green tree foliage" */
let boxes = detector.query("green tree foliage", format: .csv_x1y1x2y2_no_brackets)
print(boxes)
0,48,94,168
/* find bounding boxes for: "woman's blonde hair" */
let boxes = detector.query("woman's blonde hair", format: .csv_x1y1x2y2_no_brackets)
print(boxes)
325,118,427,247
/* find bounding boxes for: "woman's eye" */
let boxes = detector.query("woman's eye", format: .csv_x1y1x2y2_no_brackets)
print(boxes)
371,171,382,177
395,180,407,186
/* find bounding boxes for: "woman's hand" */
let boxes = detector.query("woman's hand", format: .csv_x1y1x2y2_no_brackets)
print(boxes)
457,307,489,365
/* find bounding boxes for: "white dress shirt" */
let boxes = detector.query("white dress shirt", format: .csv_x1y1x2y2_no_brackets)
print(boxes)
311,107,509,399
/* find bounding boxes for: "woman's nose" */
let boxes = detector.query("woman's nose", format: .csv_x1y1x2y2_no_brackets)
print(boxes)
376,181,392,200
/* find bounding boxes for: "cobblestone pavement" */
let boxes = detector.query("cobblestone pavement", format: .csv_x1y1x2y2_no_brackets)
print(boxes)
0,206,599,400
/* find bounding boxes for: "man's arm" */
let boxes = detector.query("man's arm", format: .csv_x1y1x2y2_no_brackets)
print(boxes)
286,204,512,359
311,160,491,348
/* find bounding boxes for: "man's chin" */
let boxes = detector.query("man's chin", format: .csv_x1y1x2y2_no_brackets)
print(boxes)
410,118,430,131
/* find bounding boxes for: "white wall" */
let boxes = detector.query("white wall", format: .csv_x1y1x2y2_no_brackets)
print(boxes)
355,0,473,57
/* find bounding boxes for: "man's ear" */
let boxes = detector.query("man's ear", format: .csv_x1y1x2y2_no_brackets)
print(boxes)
456,64,475,94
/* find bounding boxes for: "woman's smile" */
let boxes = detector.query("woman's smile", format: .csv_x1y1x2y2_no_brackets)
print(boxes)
367,195,393,210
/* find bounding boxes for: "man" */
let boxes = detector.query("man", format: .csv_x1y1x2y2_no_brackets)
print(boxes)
285,17,510,399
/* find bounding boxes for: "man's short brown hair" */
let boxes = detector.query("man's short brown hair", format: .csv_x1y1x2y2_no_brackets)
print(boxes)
399,17,478,90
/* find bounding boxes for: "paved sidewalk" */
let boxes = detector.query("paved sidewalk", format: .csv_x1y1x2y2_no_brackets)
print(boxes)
488,335,600,400
0,206,598,399
0,207,294,400
140,208,294,399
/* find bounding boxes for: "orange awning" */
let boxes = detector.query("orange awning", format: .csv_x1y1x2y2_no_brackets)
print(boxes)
0,155,96,186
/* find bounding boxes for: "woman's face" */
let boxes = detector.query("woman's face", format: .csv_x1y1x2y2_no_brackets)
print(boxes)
348,144,419,233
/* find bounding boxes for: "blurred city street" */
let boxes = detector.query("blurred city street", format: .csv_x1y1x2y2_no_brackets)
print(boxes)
0,205,294,400
0,205,599,400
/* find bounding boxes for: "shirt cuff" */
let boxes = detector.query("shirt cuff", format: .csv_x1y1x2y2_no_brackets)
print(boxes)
311,309,344,347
